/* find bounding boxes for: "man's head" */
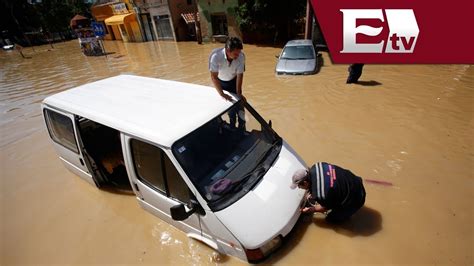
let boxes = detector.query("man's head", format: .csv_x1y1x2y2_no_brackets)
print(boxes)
290,169,309,189
225,37,243,60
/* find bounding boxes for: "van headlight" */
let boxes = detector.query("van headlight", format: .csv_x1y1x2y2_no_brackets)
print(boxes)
244,236,282,262
261,235,282,255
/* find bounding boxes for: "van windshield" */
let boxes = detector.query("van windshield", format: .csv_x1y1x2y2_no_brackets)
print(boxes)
172,101,282,211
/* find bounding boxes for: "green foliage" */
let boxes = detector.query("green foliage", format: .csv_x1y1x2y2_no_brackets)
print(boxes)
226,7,235,16
1,0,92,34
235,0,307,42
35,0,73,32
35,0,92,32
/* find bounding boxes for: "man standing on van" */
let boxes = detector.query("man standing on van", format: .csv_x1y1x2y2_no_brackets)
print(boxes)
290,162,366,223
209,37,245,129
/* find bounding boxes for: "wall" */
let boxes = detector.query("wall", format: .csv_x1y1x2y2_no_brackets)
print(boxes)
91,4,115,40
168,0,197,41
148,2,175,40
197,0,241,42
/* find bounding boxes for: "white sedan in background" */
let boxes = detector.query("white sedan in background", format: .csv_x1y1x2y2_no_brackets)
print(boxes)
275,39,319,75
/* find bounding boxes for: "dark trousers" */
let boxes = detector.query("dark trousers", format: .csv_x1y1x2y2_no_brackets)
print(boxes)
346,64,364,84
326,176,366,223
219,78,245,129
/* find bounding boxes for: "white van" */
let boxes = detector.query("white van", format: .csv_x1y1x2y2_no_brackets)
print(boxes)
42,75,307,262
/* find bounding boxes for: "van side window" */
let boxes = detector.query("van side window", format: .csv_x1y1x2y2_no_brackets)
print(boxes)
43,109,79,153
131,139,166,193
131,139,191,203
164,157,191,203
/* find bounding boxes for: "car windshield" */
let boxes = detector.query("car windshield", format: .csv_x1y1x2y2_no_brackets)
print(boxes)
172,101,282,211
281,45,315,60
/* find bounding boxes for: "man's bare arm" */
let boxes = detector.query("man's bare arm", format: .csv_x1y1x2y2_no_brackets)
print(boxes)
211,72,232,101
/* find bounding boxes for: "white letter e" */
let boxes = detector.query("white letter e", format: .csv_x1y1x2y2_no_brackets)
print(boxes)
340,9,385,53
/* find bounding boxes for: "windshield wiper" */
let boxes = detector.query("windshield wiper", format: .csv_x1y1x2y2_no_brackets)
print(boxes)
228,165,266,193
228,140,281,193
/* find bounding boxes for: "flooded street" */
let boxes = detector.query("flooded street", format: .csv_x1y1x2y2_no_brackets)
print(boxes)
1,40,472,265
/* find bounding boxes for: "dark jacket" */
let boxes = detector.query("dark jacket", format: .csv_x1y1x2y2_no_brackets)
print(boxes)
309,162,365,209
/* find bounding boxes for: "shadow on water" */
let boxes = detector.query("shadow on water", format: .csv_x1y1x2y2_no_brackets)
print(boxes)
101,185,135,196
112,55,125,59
355,80,383,86
260,206,381,263
312,206,382,237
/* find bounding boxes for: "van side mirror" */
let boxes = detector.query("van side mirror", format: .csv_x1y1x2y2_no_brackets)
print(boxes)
170,202,197,221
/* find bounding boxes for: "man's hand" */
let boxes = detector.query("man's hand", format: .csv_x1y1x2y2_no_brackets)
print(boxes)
301,204,327,214
221,93,233,101
211,72,233,101
239,94,247,102
301,206,316,213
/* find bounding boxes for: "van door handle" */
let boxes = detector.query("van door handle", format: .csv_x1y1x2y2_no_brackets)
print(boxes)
79,158,84,166
133,183,144,200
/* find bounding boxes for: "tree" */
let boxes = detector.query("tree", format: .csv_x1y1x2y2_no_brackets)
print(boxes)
0,0,41,45
72,1,92,18
0,0,92,45
34,0,74,33
235,0,306,44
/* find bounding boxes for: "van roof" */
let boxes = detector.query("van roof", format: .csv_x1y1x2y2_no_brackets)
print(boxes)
43,75,234,148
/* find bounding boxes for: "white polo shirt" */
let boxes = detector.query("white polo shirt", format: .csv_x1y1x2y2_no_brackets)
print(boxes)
209,48,245,81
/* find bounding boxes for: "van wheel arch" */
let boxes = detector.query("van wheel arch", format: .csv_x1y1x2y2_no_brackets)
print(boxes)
186,233,220,251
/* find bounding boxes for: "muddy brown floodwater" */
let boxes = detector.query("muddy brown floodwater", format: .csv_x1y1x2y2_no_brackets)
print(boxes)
1,40,472,265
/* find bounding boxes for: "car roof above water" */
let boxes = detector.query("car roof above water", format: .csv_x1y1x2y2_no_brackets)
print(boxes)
42,75,233,148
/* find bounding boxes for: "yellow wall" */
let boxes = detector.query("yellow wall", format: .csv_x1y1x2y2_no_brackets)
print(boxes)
111,25,123,40
94,1,143,42
92,4,114,40
91,4,114,20
122,14,143,42
130,21,143,42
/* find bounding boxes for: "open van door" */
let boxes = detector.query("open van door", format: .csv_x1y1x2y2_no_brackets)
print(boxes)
42,106,96,186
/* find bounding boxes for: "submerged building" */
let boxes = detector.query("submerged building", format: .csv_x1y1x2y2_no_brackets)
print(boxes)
91,0,143,42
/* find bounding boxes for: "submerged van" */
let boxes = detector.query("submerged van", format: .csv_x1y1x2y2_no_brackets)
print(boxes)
42,75,307,262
